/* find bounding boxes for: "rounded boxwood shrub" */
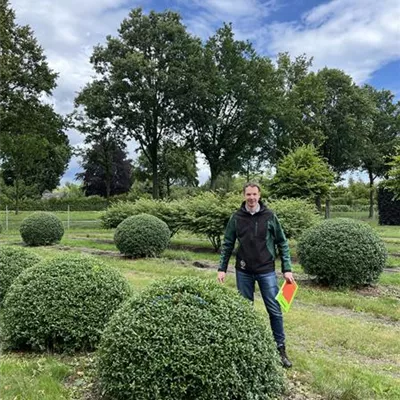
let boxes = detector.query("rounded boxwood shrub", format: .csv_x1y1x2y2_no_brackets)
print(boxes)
97,277,285,400
20,212,64,246
0,246,41,304
114,213,170,258
298,218,387,288
1,255,132,352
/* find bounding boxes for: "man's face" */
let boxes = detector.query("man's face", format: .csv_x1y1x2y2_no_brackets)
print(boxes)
244,186,260,209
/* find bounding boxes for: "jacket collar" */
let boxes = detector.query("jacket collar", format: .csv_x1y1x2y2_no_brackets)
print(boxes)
240,200,266,215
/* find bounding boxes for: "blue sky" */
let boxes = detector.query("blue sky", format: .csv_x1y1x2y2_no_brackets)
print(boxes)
9,0,400,185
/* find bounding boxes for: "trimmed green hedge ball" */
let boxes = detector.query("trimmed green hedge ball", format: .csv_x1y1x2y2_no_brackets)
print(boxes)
20,212,64,246
298,218,387,287
114,213,170,257
1,255,132,352
0,246,41,304
97,277,285,400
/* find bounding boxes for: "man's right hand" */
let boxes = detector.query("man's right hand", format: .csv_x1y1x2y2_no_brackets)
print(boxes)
217,271,226,283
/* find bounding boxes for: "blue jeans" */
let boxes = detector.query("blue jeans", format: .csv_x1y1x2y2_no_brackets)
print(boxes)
236,269,285,346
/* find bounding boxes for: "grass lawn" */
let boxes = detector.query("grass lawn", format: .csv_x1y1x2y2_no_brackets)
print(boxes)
0,213,399,399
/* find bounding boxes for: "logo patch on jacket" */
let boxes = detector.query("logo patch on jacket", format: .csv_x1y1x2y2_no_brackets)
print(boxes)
240,260,246,269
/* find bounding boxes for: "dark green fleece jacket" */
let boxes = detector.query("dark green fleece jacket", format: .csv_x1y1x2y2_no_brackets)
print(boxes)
218,201,292,274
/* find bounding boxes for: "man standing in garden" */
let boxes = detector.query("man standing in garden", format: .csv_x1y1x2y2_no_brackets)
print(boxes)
217,182,294,368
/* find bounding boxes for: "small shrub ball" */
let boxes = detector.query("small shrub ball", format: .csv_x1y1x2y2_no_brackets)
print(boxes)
1,255,132,352
298,218,387,288
0,246,41,304
114,214,170,257
20,212,64,246
97,277,285,400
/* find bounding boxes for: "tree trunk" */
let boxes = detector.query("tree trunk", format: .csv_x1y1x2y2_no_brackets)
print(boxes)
315,196,322,213
151,150,159,199
105,178,111,205
166,176,171,198
368,170,374,219
210,173,218,191
325,198,331,219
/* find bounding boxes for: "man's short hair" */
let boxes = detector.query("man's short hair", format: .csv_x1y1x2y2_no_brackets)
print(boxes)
243,182,261,193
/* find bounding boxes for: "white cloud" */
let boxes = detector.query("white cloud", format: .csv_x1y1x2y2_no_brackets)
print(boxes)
191,0,276,19
183,0,278,40
261,0,400,83
196,153,210,185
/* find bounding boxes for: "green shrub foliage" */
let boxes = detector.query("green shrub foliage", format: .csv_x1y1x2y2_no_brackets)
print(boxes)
0,247,41,304
183,192,240,251
20,212,64,246
101,199,183,236
269,198,321,239
298,218,387,287
1,255,131,352
114,214,170,257
97,277,285,400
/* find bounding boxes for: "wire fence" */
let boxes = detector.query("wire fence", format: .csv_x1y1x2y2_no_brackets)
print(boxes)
0,206,102,231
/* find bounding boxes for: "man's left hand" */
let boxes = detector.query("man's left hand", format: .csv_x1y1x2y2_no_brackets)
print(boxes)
283,272,294,283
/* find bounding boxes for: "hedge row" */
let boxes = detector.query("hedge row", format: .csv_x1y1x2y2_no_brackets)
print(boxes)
101,195,321,251
1,196,110,211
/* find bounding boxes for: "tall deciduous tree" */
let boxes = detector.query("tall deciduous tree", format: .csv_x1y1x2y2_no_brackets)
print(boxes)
359,85,400,217
0,0,70,212
188,24,278,189
295,68,372,174
77,8,201,199
269,53,314,164
76,138,132,199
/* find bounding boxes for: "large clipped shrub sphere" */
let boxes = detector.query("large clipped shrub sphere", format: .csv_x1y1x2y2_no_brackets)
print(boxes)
97,277,285,400
1,255,132,352
298,218,387,288
114,214,170,257
0,246,41,304
20,212,64,246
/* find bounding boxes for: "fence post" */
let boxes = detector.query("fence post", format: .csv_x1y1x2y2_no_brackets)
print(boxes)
67,205,70,230
5,205,9,231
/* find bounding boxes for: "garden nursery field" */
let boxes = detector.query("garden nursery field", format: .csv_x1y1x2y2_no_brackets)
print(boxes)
0,211,399,400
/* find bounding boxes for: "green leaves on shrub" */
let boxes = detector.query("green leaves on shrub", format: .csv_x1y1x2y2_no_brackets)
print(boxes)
183,192,239,251
269,198,321,239
97,277,285,400
0,246,41,304
102,195,320,251
1,255,131,352
101,199,183,236
20,212,64,246
298,218,387,288
114,214,170,258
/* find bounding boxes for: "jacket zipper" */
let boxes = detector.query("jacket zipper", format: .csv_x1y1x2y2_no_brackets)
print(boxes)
255,221,258,236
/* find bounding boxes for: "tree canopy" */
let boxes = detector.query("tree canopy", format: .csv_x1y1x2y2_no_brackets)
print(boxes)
0,0,70,211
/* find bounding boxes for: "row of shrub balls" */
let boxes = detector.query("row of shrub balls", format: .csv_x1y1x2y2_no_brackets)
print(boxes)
3,211,389,288
0,248,285,399
8,211,171,258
